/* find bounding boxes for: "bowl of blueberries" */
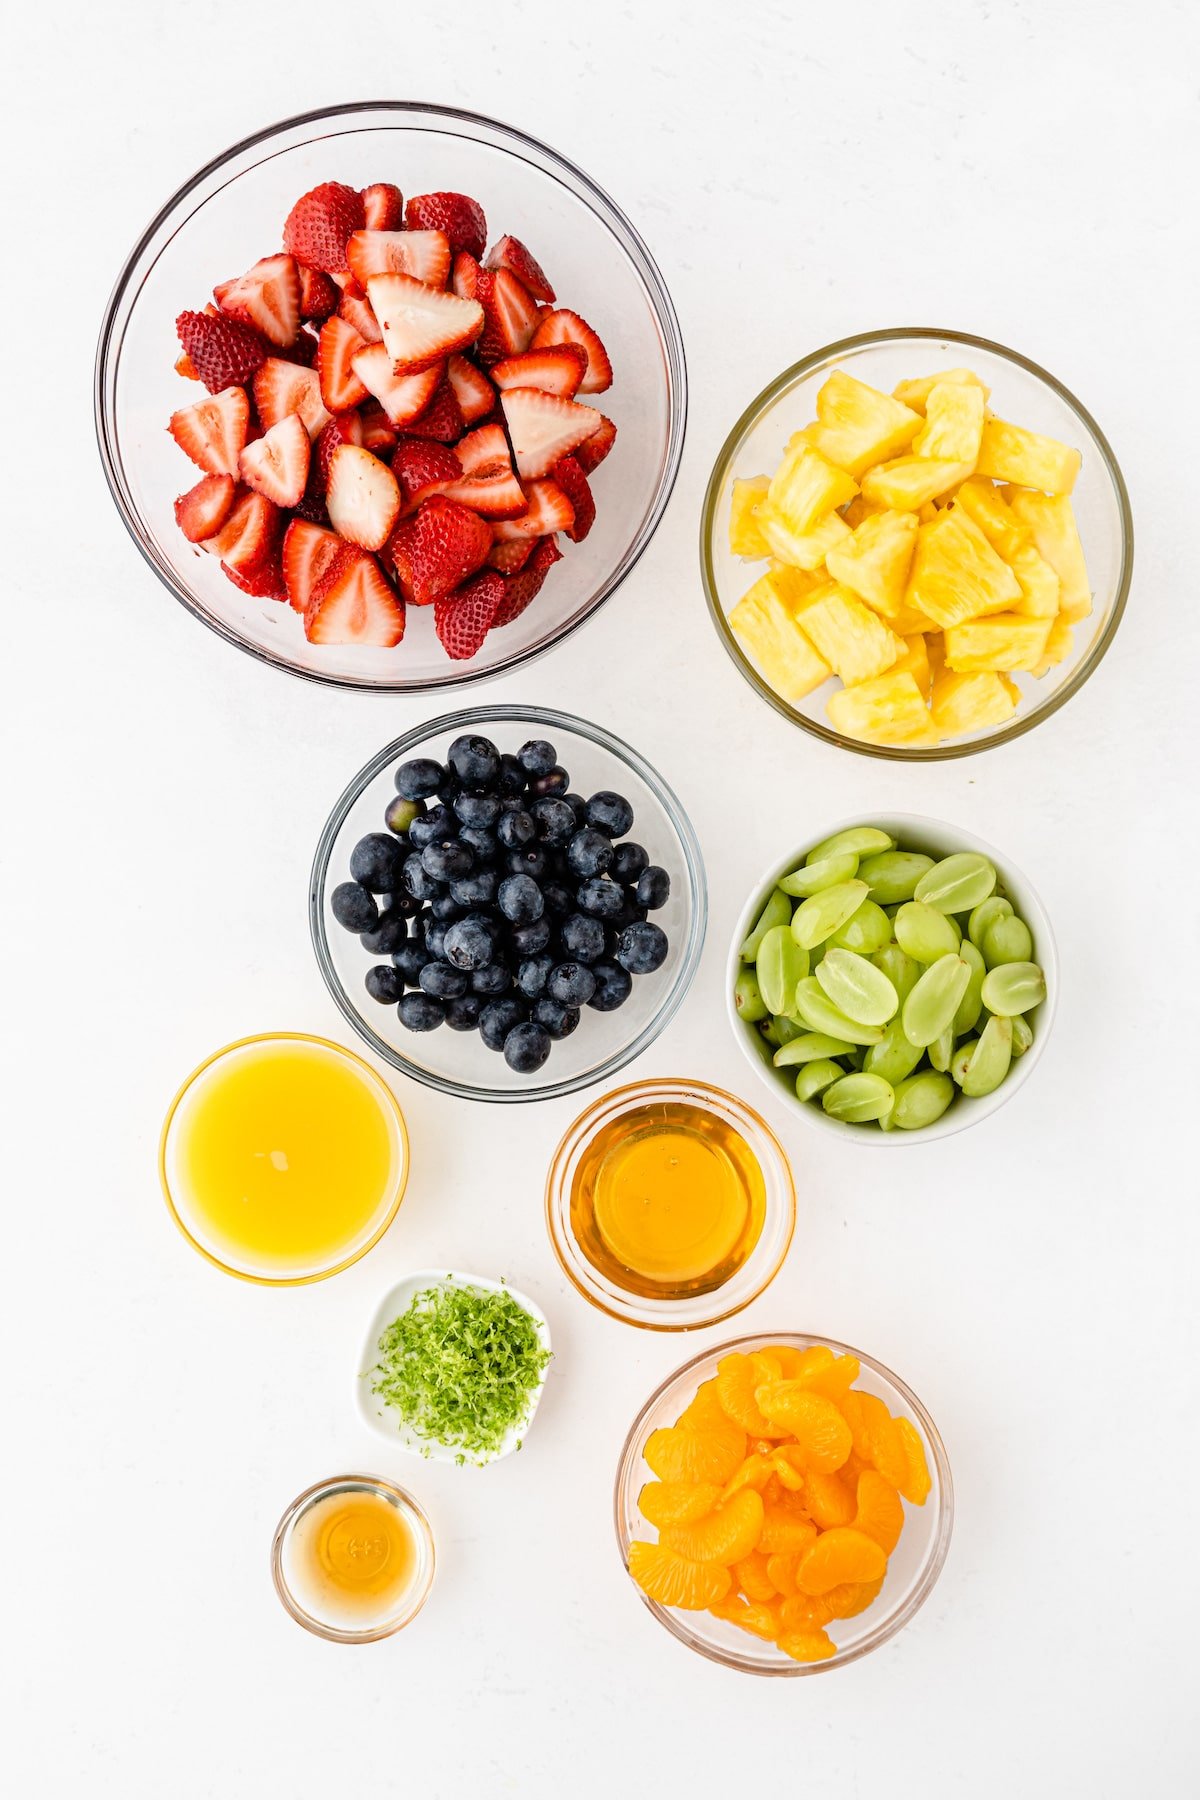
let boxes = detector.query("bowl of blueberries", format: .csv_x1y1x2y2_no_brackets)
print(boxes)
310,705,707,1100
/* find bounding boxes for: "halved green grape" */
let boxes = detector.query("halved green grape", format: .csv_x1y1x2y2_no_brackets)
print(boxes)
794,1059,845,1103
982,913,1034,969
902,955,971,1048
952,940,986,1037
844,1046,866,1070
949,1039,977,1087
779,852,859,897
894,901,961,964
734,967,768,1023
806,826,895,863
872,944,922,1005
959,1014,1014,1097
740,887,791,961
757,1017,782,1047
773,1032,859,1068
822,1072,895,1123
815,949,899,1028
1010,1014,1034,1057
980,960,1046,1016
928,1026,956,1073
968,895,1012,948
773,1014,805,1045
857,850,935,905
756,925,809,1016
790,880,870,950
793,976,885,1045
891,1071,955,1130
914,852,998,915
862,1018,925,1086
827,898,892,955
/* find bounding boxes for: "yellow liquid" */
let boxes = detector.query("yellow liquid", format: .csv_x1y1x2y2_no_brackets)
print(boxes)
286,1490,419,1628
171,1039,399,1275
569,1101,766,1299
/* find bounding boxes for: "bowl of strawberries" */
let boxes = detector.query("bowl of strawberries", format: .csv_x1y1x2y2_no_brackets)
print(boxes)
96,102,687,690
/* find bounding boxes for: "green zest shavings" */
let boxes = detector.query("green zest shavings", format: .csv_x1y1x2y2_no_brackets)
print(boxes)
371,1281,551,1464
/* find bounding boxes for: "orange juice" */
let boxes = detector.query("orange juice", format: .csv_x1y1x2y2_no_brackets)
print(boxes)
283,1488,420,1629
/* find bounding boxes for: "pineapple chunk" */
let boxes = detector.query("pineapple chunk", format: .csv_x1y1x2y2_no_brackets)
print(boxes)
729,476,771,557
766,561,824,607
842,494,884,528
828,670,939,747
861,456,974,511
976,416,1080,495
1003,489,1091,621
889,600,941,637
944,614,1053,673
794,583,905,684
758,504,851,571
767,442,858,535
824,510,918,618
906,510,1022,628
893,368,991,414
795,371,921,478
913,382,985,466
1008,543,1060,619
729,574,832,701
890,632,933,700
930,670,1020,735
953,477,1028,561
1030,614,1075,678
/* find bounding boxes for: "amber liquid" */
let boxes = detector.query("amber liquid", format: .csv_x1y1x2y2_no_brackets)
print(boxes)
569,1101,766,1299
286,1490,419,1629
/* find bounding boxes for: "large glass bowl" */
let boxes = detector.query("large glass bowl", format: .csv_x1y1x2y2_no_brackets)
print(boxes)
701,327,1132,758
310,705,707,1102
614,1333,953,1675
96,101,687,692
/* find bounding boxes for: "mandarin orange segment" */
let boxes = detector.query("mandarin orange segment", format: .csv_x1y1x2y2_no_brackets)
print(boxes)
722,1452,775,1500
777,1628,836,1664
716,1352,790,1437
796,1526,887,1595
788,1345,861,1401
644,1416,747,1485
734,1549,778,1602
853,1470,904,1553
754,1385,852,1472
802,1469,858,1529
758,1495,819,1555
779,1590,837,1632
823,1574,885,1620
679,1377,727,1428
664,1488,765,1565
638,1480,723,1530
894,1416,932,1504
628,1539,732,1611
709,1595,783,1641
761,1344,808,1378
766,1552,801,1596
858,1393,910,1490
765,1445,809,1493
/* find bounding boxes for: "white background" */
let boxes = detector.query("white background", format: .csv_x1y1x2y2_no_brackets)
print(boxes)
3,1,1198,1793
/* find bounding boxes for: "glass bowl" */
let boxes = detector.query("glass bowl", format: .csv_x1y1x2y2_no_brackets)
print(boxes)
271,1474,435,1643
727,813,1057,1145
614,1333,953,1674
159,1032,409,1282
546,1078,795,1328
701,327,1132,758
96,101,687,692
310,705,707,1102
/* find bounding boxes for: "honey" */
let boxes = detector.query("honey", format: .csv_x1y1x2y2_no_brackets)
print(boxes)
569,1100,766,1299
283,1488,420,1630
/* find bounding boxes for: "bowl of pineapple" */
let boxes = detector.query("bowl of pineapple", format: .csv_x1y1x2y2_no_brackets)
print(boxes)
701,329,1132,757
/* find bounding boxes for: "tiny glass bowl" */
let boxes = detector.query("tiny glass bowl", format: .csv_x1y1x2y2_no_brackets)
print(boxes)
271,1474,435,1644
310,704,707,1103
159,1032,409,1282
727,813,1057,1146
96,101,686,693
701,326,1132,759
614,1333,953,1675
545,1078,796,1329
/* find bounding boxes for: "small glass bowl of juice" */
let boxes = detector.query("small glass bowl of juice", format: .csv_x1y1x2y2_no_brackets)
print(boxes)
271,1474,435,1643
546,1078,796,1329
159,1033,409,1283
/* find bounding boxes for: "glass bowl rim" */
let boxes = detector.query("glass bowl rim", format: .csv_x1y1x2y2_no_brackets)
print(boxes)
94,98,688,695
545,1075,797,1329
158,1030,410,1284
270,1472,435,1643
613,1329,954,1674
309,703,709,1102
699,324,1134,761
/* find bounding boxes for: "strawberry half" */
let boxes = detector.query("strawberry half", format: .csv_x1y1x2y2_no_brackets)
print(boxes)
173,472,236,542
530,308,612,394
446,353,495,424
405,192,487,261
304,545,405,646
493,535,563,627
485,234,555,304
222,558,285,600
440,422,526,518
176,309,266,394
574,411,617,474
487,537,536,574
282,518,343,613
338,280,384,345
326,444,401,551
252,359,331,439
451,252,482,301
404,495,493,605
317,315,369,412
168,386,250,477
347,229,451,290
358,401,400,454
238,412,310,508
390,438,461,509
361,182,404,231
433,569,505,659
404,380,465,444
552,454,596,542
500,387,601,481
283,181,366,274
273,327,319,369
350,344,442,427
490,345,587,398
365,273,484,373
314,411,366,492
476,267,540,364
298,266,340,321
214,254,301,349
201,486,281,575
491,478,575,542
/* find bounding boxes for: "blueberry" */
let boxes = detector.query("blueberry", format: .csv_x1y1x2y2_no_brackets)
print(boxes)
510,916,552,956
458,826,498,866
398,991,446,1032
586,790,635,838
588,959,634,1011
635,866,671,909
394,757,443,800
529,764,570,799
575,878,625,919
385,795,425,836
444,915,498,971
517,738,558,779
611,841,650,884
497,808,537,849
498,874,544,925
532,997,580,1040
532,797,576,846
360,906,409,954
560,912,605,963
429,893,466,923
448,733,501,789
424,920,449,960
451,868,498,908
516,953,555,999
419,961,470,999
350,832,404,892
472,963,512,996
454,790,500,829
422,838,474,882
616,920,669,974
563,792,588,825
401,853,442,903
444,994,483,1032
566,827,613,878
503,1021,552,1074
409,804,455,851
505,845,547,881
547,961,597,1007
365,964,404,1005
542,882,575,917
391,941,432,985
331,881,379,933
479,998,527,1051
497,753,528,797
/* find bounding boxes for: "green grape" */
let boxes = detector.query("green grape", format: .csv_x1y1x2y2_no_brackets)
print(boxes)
928,1026,956,1072
790,880,870,950
968,895,1012,948
844,1046,866,1070
756,925,809,1015
828,898,892,955
894,901,961,963
815,948,899,1028
959,1015,1014,1096
740,887,791,961
862,1018,924,1086
857,850,935,905
952,940,986,1036
794,1059,845,1103
806,825,895,863
757,1017,782,1047
733,967,768,1023
1010,1014,1034,1057
773,1032,859,1067
891,1071,955,1130
779,852,859,897
980,961,1046,1016
872,944,922,1005
982,913,1034,969
914,852,998,915
901,954,971,1047
793,977,885,1045
822,1072,895,1123
773,1014,806,1045
949,1039,977,1087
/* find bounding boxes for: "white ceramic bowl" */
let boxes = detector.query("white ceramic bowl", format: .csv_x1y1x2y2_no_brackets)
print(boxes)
726,813,1058,1145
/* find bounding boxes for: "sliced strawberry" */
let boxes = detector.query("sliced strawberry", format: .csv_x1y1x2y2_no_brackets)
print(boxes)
434,569,504,659
552,455,596,543
338,279,384,344
574,411,617,474
385,515,418,601
350,344,442,427
476,267,539,364
404,380,465,444
173,472,236,542
485,234,555,304
298,266,340,321
491,478,575,542
282,518,343,613
213,254,300,349
327,444,401,551
493,535,563,627
500,387,601,481
201,485,281,574
390,437,461,510
283,181,365,274
238,412,310,508
446,353,495,424
405,495,493,606
304,545,405,646
361,182,404,231
365,273,483,373
490,345,587,398
176,309,266,394
175,351,199,380
168,386,250,477
451,252,482,300
273,327,319,368
439,422,526,518
347,229,451,290
405,192,487,260
530,308,612,394
314,411,366,492
252,359,331,440
222,558,285,599
317,315,369,412
359,401,400,453
487,537,536,574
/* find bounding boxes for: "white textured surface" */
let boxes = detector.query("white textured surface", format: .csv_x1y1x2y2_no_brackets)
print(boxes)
3,1,1197,1793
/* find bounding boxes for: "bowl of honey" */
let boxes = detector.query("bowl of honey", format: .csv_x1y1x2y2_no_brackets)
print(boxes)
545,1078,796,1329
271,1474,435,1643
159,1032,409,1283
